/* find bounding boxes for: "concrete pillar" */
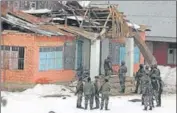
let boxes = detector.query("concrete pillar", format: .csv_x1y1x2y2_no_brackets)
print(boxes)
125,38,134,77
90,39,101,80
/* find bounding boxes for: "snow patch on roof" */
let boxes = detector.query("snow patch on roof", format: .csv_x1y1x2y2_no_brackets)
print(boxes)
126,22,140,29
22,9,52,14
78,1,91,7
52,17,65,21
67,16,84,21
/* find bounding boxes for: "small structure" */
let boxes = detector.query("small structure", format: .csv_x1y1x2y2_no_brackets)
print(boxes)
146,37,176,67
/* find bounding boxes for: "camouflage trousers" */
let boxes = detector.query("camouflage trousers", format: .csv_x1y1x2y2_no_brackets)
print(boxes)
143,95,153,108
101,94,109,109
105,70,112,76
153,90,162,106
135,80,141,93
84,95,93,109
119,76,125,92
94,93,100,108
77,93,83,107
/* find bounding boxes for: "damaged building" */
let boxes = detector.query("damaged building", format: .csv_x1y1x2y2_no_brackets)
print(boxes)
1,1,152,84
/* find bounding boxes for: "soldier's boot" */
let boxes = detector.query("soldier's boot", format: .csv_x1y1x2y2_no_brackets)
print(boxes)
100,105,103,110
152,101,155,108
149,107,152,110
157,98,161,107
156,100,161,107
76,105,79,108
122,88,125,93
105,104,109,110
144,107,147,111
76,103,80,108
84,104,88,110
119,88,123,93
90,105,93,110
156,104,161,107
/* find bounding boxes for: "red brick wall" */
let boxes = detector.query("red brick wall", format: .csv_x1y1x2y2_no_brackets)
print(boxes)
33,35,76,83
1,33,36,83
1,33,76,83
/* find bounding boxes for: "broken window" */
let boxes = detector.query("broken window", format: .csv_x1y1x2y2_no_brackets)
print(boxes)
39,46,63,71
0,45,25,70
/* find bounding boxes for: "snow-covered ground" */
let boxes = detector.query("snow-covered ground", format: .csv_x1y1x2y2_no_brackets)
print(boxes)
158,66,176,93
1,66,176,113
1,91,176,113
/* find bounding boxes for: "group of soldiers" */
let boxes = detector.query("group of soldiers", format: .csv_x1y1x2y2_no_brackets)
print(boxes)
75,55,163,111
75,76,111,110
75,56,128,110
135,64,163,110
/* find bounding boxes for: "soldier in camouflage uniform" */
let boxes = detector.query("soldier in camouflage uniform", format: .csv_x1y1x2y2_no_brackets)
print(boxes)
140,72,153,110
83,77,95,110
75,78,83,108
93,76,100,109
150,64,163,107
99,78,111,110
118,61,127,93
104,56,113,77
134,64,145,94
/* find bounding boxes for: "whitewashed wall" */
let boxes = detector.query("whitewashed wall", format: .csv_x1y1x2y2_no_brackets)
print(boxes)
90,40,101,80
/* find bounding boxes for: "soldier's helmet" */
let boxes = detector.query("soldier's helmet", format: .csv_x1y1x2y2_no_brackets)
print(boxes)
145,65,149,69
121,61,125,65
139,64,144,68
107,56,111,60
105,78,109,82
87,77,91,82
153,64,157,68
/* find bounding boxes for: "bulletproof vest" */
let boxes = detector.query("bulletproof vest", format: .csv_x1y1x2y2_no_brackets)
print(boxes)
104,59,112,70
119,65,127,74
138,68,145,77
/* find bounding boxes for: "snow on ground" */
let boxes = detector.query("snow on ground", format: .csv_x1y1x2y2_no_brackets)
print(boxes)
22,84,74,97
158,66,176,94
1,66,176,113
1,91,176,113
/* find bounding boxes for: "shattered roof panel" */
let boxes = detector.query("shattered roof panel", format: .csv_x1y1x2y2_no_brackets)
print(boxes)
39,24,75,36
57,25,99,40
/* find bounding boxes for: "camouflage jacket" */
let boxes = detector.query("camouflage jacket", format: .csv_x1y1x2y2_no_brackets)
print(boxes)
76,81,83,94
140,75,153,95
83,81,95,95
104,59,112,70
135,68,145,81
99,82,111,95
118,65,127,76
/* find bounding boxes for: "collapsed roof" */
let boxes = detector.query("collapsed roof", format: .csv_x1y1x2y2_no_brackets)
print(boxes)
1,1,156,65
1,1,150,40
